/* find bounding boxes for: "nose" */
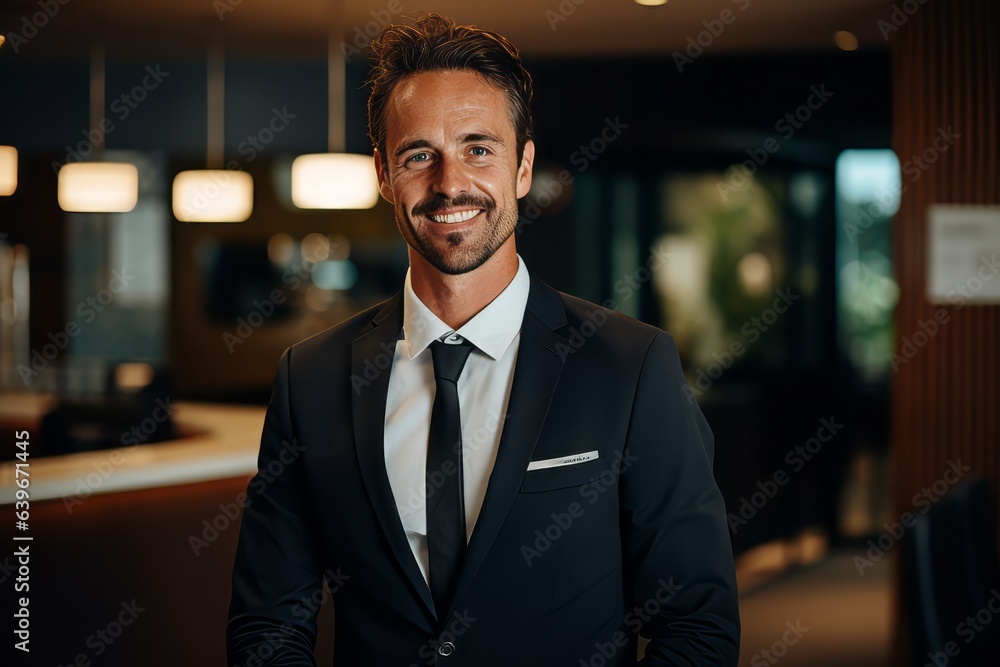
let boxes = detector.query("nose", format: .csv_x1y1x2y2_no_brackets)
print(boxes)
431,154,471,200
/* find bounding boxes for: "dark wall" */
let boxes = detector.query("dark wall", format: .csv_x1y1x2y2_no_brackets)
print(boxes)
0,50,890,162
0,48,893,552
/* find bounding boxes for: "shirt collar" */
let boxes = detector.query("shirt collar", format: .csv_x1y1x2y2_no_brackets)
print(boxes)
402,254,530,361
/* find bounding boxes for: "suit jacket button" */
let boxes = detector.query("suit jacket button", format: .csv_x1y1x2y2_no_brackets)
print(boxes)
438,641,455,657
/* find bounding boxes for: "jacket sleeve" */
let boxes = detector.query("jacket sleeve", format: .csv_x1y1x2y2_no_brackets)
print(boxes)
619,332,740,666
227,348,324,666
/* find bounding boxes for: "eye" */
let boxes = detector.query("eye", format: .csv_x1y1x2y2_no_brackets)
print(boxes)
402,151,434,170
469,146,490,157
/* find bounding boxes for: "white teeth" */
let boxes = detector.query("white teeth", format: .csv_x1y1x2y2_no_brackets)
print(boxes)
430,209,480,224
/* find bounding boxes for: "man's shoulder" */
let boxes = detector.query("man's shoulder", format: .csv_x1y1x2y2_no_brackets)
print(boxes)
522,277,679,369
288,292,400,358
546,284,669,348
541,284,687,381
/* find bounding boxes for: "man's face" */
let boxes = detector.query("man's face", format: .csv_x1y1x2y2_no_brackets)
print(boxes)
374,69,534,276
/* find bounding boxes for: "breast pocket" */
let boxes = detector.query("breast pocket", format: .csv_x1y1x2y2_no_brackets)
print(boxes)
520,455,606,493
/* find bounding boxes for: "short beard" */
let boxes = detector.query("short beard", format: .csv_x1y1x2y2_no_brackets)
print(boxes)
403,196,519,276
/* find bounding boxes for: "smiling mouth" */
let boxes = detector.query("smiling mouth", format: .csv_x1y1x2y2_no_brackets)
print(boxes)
428,209,483,224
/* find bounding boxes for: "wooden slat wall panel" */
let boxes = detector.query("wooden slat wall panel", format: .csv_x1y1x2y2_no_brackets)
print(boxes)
890,0,1000,664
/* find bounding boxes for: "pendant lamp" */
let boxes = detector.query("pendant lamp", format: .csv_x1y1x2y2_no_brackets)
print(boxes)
291,0,379,209
172,39,253,223
57,45,139,213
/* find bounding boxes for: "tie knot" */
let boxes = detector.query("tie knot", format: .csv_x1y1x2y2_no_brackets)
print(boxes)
430,336,474,383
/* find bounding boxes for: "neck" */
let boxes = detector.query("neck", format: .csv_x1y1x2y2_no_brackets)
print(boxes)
409,240,518,330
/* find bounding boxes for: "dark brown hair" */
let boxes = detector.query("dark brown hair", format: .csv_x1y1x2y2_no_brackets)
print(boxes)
366,13,534,167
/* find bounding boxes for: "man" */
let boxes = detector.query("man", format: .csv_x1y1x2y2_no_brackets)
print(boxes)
227,14,739,666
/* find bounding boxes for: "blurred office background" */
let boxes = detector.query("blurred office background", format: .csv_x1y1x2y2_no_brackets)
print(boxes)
1,1,998,665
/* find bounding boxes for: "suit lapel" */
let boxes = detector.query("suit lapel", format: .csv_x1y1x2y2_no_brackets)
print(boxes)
351,292,437,617
450,276,569,612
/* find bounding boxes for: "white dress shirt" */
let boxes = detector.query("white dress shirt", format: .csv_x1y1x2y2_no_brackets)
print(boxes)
383,254,530,586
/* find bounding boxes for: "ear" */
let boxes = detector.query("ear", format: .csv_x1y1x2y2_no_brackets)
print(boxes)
515,139,535,199
373,149,395,204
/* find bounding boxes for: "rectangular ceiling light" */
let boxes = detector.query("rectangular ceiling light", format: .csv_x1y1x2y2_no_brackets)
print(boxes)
172,170,253,223
0,146,17,196
58,162,139,212
291,154,379,209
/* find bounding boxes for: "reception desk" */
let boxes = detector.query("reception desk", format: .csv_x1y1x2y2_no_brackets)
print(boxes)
0,397,335,666
0,399,264,504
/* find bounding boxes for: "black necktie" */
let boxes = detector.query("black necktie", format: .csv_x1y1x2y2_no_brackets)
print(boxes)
426,336,474,616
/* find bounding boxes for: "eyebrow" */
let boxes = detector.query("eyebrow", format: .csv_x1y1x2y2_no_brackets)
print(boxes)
394,139,434,160
460,133,503,145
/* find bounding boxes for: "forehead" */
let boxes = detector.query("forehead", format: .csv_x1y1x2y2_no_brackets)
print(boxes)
384,70,513,145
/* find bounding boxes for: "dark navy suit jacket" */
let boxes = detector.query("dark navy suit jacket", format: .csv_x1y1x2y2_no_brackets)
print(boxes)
227,275,740,666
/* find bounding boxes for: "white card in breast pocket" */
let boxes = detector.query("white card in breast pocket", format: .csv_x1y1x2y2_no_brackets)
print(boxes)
526,450,599,471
